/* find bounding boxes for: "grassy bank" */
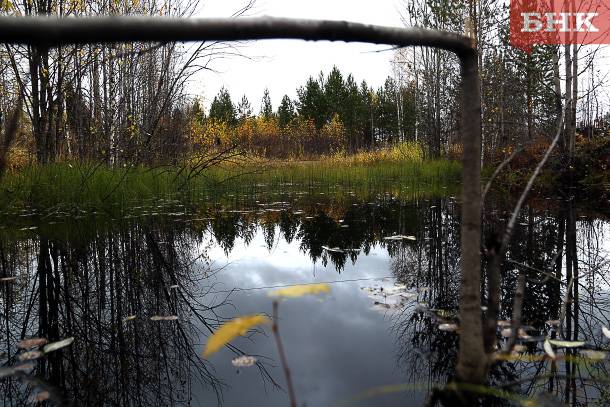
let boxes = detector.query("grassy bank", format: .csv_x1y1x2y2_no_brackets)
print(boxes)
486,136,610,205
0,154,461,218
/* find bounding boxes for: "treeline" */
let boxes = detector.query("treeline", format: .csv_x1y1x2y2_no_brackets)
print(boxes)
397,0,609,163
187,66,416,158
0,0,252,168
1,0,609,168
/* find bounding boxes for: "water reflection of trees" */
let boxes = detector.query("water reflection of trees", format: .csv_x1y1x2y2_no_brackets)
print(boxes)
1,195,608,405
389,197,610,405
207,197,424,271
0,222,233,405
390,198,462,385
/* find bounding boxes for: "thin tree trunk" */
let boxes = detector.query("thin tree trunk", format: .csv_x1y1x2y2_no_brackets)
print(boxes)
456,51,486,386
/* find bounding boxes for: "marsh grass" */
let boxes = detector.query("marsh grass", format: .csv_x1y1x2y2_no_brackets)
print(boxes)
0,156,460,220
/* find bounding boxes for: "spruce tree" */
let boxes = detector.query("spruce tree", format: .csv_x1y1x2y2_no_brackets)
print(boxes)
237,95,253,122
277,95,295,128
209,87,236,125
260,88,274,120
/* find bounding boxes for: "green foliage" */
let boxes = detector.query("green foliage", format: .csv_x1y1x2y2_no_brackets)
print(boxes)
260,88,274,120
0,157,460,218
209,87,237,126
179,67,420,160
572,135,610,198
296,76,327,129
237,95,253,123
277,95,295,128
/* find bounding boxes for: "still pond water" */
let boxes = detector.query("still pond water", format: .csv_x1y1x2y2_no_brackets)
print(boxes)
1,187,609,406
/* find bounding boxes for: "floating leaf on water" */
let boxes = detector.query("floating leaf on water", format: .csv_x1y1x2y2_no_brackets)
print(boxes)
150,315,178,321
384,284,407,295
581,350,607,361
18,350,43,361
383,235,416,241
438,323,458,332
0,276,18,283
18,338,47,349
543,340,556,359
602,326,610,339
231,355,257,367
30,391,50,403
123,315,136,322
203,314,270,357
321,246,343,253
13,362,35,373
548,339,586,348
268,283,331,298
43,337,75,354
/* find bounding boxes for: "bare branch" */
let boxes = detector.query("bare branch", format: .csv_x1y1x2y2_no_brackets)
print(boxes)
0,17,474,56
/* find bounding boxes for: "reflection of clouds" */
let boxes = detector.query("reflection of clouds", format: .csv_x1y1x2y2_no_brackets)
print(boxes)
196,226,427,406
205,226,392,291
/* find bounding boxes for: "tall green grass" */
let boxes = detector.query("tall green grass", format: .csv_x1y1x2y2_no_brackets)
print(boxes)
205,159,460,189
0,158,461,218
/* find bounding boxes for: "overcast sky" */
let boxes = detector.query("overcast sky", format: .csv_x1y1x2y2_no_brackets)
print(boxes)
192,0,406,112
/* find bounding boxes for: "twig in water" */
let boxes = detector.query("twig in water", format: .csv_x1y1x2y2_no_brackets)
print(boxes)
272,300,297,407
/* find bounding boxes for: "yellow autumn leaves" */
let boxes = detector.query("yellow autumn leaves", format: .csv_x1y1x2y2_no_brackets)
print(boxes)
268,283,331,298
202,283,331,357
203,314,270,357
188,116,346,160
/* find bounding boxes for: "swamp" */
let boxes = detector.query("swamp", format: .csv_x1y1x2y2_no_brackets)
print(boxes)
1,1,610,406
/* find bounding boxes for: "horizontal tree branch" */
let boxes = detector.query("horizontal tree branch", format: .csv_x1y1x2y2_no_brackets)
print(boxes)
0,16,474,56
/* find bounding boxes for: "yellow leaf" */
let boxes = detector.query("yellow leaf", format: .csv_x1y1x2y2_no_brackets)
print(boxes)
203,314,269,357
268,283,331,298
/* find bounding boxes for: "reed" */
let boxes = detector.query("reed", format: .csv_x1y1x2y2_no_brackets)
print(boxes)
0,155,461,217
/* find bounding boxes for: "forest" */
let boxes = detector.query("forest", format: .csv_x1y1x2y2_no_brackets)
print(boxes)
0,0,608,170
0,0,609,406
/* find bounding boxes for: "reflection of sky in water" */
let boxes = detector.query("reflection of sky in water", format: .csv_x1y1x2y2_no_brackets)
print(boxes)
194,226,426,406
